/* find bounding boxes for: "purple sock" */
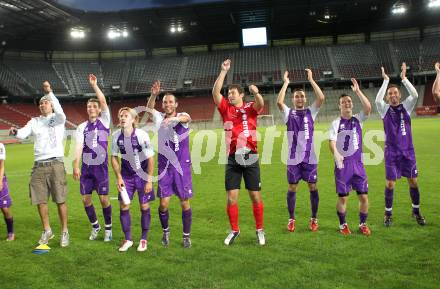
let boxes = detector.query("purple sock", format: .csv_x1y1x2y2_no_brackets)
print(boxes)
384,187,394,216
102,205,112,230
5,217,13,234
141,208,151,240
85,205,99,228
359,212,368,224
159,208,169,231
410,187,420,215
287,190,296,219
310,190,319,218
120,209,132,241
182,208,192,236
337,211,346,225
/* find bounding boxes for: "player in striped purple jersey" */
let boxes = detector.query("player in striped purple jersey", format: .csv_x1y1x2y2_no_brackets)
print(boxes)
376,64,425,226
111,107,155,252
147,81,193,248
276,69,324,233
73,74,112,242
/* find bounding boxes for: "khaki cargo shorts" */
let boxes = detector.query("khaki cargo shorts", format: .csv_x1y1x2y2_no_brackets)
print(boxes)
29,160,68,205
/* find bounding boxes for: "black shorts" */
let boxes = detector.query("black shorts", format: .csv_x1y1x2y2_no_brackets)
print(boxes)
225,153,261,191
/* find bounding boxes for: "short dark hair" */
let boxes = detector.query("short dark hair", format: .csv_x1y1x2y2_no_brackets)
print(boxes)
163,93,178,103
87,98,100,107
228,84,244,95
338,93,352,103
293,88,304,93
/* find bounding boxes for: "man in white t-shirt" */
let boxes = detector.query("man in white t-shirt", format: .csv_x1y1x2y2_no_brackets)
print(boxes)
9,81,69,247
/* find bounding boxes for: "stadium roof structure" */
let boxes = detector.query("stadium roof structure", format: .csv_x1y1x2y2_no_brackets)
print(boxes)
0,0,439,51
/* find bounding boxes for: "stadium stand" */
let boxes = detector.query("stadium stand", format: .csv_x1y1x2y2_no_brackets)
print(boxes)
1,36,439,97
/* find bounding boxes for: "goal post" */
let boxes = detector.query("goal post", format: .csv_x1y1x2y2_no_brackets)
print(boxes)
257,114,275,127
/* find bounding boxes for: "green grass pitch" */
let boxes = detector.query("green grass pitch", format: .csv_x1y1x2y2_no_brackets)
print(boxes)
0,118,439,289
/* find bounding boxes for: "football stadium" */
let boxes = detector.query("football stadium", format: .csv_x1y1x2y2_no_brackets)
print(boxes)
0,0,439,288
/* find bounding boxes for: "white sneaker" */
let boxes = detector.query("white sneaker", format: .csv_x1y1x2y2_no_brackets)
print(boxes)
38,230,54,245
60,231,70,247
118,240,133,252
256,229,266,246
104,230,112,242
224,230,240,246
137,239,148,252
89,226,101,241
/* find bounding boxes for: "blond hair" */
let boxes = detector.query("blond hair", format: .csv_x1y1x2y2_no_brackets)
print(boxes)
118,107,139,128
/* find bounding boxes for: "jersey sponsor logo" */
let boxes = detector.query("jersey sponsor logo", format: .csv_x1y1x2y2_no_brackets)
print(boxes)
304,116,310,140
400,112,407,136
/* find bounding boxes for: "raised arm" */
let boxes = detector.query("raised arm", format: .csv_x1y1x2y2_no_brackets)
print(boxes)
376,67,389,104
89,74,108,111
400,62,418,113
249,85,264,112
351,78,371,116
212,59,230,107
306,69,325,108
147,80,160,114
43,81,66,125
433,62,440,103
277,71,289,111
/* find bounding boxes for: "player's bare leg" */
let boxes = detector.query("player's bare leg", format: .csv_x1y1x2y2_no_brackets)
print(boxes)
57,202,69,247
37,203,54,245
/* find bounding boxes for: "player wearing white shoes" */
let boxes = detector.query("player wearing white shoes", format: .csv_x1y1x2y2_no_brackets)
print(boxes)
73,74,112,242
213,59,266,246
111,107,155,252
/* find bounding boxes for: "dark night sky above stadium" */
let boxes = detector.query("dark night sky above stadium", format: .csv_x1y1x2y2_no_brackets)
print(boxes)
56,0,225,11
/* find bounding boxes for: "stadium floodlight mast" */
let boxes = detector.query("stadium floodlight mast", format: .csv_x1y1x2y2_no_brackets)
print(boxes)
70,27,86,39
428,0,440,8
